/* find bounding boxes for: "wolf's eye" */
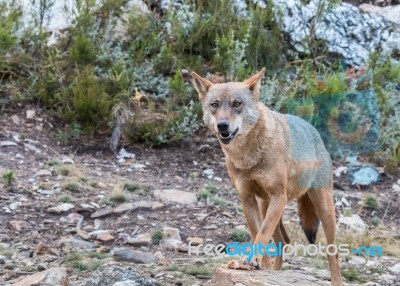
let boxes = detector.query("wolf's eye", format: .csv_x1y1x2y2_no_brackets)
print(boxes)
233,101,242,108
210,102,219,109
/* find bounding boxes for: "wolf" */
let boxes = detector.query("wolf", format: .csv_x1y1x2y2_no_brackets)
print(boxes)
191,68,343,285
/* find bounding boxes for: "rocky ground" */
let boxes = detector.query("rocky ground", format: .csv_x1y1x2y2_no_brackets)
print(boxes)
0,106,399,286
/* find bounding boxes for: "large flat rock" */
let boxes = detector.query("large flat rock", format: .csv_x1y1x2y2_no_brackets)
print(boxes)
207,267,331,286
12,267,68,286
153,189,197,204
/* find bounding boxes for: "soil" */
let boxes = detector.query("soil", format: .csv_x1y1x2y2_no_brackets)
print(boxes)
0,105,399,286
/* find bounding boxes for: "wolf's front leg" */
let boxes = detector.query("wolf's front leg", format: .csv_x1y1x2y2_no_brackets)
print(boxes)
235,179,263,240
251,193,287,269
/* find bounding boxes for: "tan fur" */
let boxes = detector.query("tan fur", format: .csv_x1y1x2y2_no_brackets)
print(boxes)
192,69,343,286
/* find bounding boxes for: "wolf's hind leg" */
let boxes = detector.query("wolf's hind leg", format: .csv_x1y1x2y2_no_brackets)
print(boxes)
307,188,343,286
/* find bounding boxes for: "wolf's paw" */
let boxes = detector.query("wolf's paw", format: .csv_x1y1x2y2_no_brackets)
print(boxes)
247,254,262,269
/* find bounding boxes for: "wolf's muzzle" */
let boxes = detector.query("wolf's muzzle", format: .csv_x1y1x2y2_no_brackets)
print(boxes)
219,127,239,144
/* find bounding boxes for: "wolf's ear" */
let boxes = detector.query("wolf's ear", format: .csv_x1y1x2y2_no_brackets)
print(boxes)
244,67,266,99
191,72,213,101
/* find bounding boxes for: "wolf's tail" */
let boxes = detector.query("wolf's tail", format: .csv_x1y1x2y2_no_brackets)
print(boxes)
298,192,320,244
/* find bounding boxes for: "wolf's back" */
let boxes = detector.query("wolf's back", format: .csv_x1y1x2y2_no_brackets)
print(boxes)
285,114,332,189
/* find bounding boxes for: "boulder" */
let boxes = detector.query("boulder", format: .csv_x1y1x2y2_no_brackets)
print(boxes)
207,266,331,286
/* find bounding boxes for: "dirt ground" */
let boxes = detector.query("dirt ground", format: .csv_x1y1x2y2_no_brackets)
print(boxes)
0,105,399,286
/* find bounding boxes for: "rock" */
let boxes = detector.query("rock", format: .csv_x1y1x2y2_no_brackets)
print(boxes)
187,237,204,246
1,141,17,147
26,109,36,119
91,206,114,218
62,157,74,164
113,247,158,264
131,163,146,169
77,230,90,240
11,267,68,286
10,220,29,231
97,232,114,242
34,242,59,257
348,256,366,266
97,182,107,188
127,233,152,246
360,4,400,25
114,201,164,213
11,115,20,125
348,166,380,186
112,281,140,286
59,237,96,253
338,214,366,232
162,227,181,240
81,261,158,286
80,203,95,210
333,166,347,177
89,230,115,242
203,168,214,178
208,266,330,286
9,202,21,211
48,203,75,213
392,183,400,193
24,143,41,153
160,239,183,251
154,189,197,205
117,148,135,163
272,0,400,67
178,243,189,252
37,263,48,270
36,169,52,177
61,212,83,225
388,263,400,274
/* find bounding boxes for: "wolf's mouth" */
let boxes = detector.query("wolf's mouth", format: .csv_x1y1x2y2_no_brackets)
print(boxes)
218,128,239,144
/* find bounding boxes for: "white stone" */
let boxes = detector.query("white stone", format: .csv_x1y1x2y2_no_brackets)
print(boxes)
48,203,75,213
154,189,197,204
338,214,366,232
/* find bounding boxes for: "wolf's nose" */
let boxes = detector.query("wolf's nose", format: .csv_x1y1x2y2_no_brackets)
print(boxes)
217,120,229,131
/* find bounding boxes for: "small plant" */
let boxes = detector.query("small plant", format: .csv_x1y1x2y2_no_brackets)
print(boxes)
343,208,352,217
5,263,17,270
205,184,219,194
59,166,71,176
189,172,198,181
2,170,15,187
211,196,228,206
48,159,61,166
110,191,127,203
364,195,379,210
341,267,368,283
165,264,179,271
199,189,211,199
23,266,36,272
65,252,103,271
64,181,82,192
123,182,147,195
0,246,13,257
229,228,250,242
371,217,380,226
58,194,73,203
151,230,164,245
182,265,212,276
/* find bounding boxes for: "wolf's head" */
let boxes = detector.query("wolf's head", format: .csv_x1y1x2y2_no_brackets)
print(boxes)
191,68,265,145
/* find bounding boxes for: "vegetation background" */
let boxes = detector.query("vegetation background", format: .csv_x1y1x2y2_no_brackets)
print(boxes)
0,0,399,172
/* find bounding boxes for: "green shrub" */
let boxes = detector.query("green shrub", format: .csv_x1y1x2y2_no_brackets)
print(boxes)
364,195,379,210
2,170,16,187
151,230,164,245
70,35,97,65
58,194,73,203
65,67,112,131
229,228,250,242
